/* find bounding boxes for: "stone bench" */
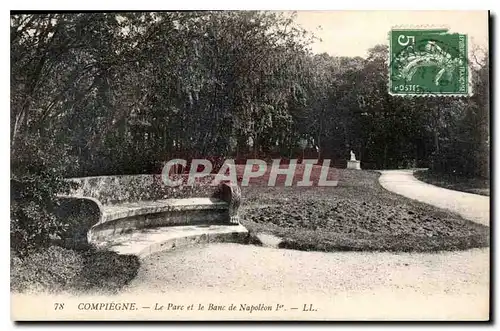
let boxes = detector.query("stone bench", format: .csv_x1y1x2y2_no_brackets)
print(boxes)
56,174,248,258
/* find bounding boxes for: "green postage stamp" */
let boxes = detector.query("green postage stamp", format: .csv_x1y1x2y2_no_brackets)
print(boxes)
389,28,469,96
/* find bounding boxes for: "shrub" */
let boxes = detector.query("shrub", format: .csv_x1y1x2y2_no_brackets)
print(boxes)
10,137,77,257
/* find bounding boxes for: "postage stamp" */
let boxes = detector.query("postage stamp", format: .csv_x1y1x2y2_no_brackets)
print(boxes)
389,28,469,96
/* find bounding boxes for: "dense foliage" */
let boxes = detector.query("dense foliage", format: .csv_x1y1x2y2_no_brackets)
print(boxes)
10,12,489,254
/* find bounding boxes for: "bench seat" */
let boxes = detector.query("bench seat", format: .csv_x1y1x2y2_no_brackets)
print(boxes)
101,198,228,223
101,224,249,258
89,197,236,243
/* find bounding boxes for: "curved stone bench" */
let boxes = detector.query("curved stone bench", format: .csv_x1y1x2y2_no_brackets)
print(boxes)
56,174,248,258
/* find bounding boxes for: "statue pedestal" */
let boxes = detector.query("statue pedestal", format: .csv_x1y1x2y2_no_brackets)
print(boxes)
347,160,361,170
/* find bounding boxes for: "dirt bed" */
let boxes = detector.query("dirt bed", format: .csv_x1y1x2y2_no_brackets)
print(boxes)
240,168,489,252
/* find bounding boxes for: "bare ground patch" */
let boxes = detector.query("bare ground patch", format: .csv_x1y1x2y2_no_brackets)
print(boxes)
240,169,489,252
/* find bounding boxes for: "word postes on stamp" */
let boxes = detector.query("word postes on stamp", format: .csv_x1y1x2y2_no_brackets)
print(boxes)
389,28,469,96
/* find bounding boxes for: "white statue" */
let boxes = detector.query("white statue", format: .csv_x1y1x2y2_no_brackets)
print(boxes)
350,150,356,161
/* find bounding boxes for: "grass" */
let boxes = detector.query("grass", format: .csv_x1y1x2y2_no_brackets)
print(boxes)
11,245,140,294
414,170,490,196
240,167,489,253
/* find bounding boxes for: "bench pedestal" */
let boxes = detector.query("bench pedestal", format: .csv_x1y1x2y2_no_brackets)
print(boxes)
347,160,361,170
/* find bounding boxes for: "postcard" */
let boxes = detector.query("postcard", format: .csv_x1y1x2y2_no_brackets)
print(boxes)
10,10,490,321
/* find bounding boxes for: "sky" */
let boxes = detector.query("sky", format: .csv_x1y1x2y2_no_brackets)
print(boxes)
290,11,489,58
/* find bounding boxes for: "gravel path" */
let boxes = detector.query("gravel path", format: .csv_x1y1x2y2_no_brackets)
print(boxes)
123,244,488,320
379,169,489,226
123,170,489,320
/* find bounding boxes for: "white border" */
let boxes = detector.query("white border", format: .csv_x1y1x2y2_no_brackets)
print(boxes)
2,1,496,330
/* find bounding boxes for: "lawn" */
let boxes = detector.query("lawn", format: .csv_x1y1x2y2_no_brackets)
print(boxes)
414,170,490,196
11,245,140,294
240,167,489,252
